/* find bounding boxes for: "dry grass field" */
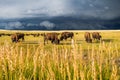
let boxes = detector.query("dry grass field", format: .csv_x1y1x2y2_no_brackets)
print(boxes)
0,30,120,80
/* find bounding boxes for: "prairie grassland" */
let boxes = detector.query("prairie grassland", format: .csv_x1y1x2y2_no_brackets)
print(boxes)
0,30,120,80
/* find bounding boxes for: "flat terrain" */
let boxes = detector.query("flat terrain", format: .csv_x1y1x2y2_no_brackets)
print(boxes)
0,30,120,80
0,30,120,50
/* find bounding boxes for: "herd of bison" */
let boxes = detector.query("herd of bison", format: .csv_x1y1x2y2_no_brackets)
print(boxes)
0,32,102,44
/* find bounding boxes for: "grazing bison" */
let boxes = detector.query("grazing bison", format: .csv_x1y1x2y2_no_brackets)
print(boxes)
11,33,24,43
60,32,74,41
25,33,31,36
84,32,92,43
44,33,60,45
92,32,101,41
6,34,11,36
33,33,40,37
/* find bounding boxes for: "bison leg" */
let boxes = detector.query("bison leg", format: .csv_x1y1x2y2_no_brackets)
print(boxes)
70,36,73,39
51,40,55,44
16,39,19,42
12,39,16,43
22,37,24,41
44,40,46,45
53,39,60,44
85,38,88,42
44,39,48,45
44,37,47,45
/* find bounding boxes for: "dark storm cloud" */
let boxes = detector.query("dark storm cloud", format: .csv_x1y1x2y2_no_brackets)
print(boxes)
68,0,120,19
0,0,120,19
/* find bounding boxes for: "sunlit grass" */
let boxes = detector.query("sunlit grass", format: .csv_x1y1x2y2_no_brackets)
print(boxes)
0,30,120,80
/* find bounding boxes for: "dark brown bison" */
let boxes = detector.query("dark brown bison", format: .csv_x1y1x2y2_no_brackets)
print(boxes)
41,33,44,36
84,32,92,43
5,34,11,36
92,32,101,41
33,33,40,37
44,33,60,45
60,32,74,41
25,33,31,36
11,33,24,43
0,33,4,37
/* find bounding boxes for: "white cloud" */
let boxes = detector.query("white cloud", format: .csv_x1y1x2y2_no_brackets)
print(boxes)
40,21,55,29
3,22,24,29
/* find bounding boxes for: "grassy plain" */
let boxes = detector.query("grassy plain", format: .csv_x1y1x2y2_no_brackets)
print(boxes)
0,30,120,80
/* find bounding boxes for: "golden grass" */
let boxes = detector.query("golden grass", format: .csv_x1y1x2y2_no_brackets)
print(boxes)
0,30,120,80
0,41,120,80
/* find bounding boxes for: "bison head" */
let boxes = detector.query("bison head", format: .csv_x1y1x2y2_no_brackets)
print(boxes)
60,36,64,41
11,37,18,43
54,39,60,44
98,35,102,40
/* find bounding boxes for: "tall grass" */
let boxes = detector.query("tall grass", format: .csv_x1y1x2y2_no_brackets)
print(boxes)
0,41,120,80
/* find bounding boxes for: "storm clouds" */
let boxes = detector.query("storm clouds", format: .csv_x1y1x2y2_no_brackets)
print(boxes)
0,0,120,30
0,0,120,19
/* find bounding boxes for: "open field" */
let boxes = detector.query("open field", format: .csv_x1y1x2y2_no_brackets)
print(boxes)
0,30,120,80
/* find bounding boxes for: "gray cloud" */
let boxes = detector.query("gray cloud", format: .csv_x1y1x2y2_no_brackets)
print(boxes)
27,23,38,27
0,22,24,29
0,0,120,19
40,21,55,29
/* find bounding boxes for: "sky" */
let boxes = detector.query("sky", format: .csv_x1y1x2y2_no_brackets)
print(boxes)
0,0,120,19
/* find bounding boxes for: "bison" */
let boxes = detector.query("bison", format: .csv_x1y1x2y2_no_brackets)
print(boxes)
44,33,60,45
92,32,102,41
60,32,74,41
33,33,40,37
84,32,92,43
11,33,24,43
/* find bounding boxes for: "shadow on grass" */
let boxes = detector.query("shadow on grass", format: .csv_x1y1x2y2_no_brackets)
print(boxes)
91,39,113,43
18,39,113,45
59,43,71,45
22,41,40,44
102,39,113,42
